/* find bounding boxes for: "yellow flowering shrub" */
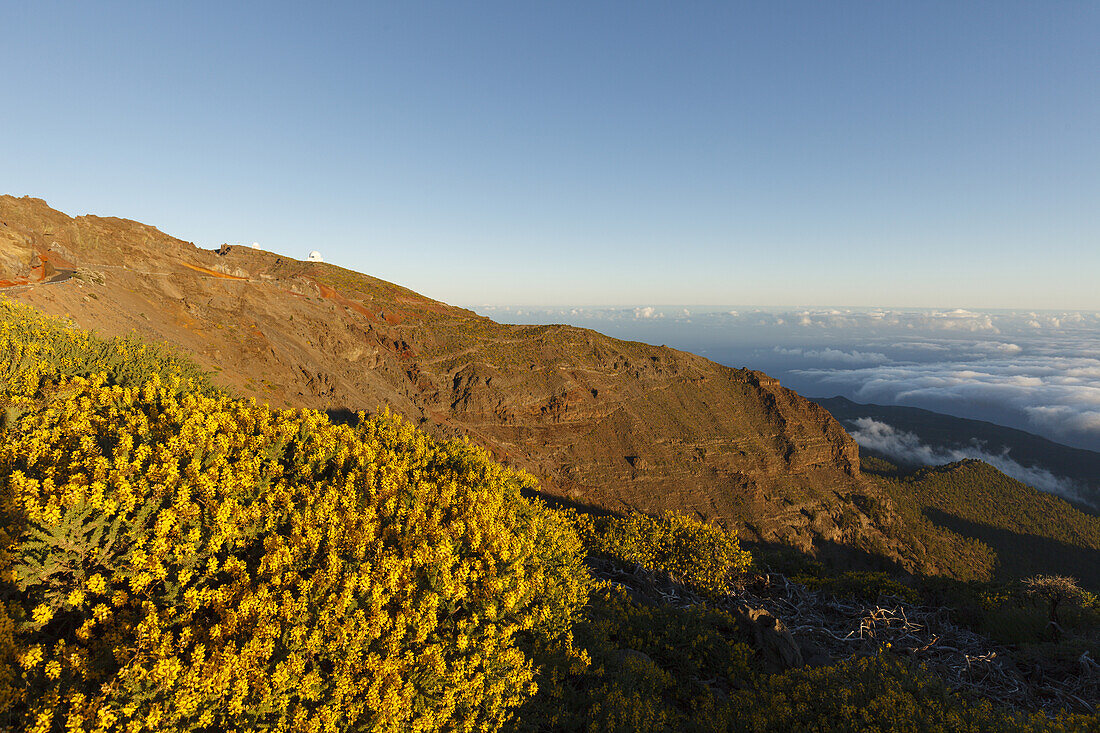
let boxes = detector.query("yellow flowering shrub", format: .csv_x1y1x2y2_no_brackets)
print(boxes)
0,372,589,731
587,511,752,597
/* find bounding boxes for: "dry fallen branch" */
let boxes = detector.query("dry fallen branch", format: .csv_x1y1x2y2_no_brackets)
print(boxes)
734,573,1100,715
585,557,1099,715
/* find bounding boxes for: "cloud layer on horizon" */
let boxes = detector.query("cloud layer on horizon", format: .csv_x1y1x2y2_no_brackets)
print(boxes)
773,346,890,366
794,355,1100,451
478,305,1100,335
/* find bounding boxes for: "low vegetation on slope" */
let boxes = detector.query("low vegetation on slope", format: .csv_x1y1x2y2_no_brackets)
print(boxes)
1,298,1098,731
819,396,1100,510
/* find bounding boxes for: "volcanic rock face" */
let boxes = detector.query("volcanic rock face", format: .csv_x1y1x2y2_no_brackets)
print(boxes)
0,195,909,561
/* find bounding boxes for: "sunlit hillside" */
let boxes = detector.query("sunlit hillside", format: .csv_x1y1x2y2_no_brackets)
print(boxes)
2,298,1098,730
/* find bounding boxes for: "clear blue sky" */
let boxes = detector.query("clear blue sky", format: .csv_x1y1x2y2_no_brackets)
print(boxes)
2,2,1097,308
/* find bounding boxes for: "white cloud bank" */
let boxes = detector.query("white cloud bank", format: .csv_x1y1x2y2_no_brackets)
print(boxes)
773,346,891,366
796,355,1100,451
849,418,1093,508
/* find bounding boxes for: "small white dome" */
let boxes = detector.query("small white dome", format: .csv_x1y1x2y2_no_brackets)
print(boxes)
307,251,324,262
251,242,260,249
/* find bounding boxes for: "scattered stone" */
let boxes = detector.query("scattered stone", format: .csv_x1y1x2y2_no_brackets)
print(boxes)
731,604,803,672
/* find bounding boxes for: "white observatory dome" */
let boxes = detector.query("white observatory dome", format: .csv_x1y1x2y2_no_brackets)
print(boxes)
307,250,324,262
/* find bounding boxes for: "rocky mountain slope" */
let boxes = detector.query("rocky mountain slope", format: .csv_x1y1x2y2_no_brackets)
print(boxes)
0,195,939,567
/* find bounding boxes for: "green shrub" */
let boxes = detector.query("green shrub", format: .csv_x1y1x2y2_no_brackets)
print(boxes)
515,587,1094,732
512,585,755,732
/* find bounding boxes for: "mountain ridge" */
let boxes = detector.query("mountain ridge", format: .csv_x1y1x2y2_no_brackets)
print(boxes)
12,194,1100,584
1,194,919,563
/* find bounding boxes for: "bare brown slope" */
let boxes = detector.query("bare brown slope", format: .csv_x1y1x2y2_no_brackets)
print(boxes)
1,195,933,567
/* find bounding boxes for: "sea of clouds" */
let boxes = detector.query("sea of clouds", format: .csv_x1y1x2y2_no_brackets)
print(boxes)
476,305,1100,454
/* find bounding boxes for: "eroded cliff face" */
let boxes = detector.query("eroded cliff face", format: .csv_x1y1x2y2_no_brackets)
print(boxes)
1,195,912,561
